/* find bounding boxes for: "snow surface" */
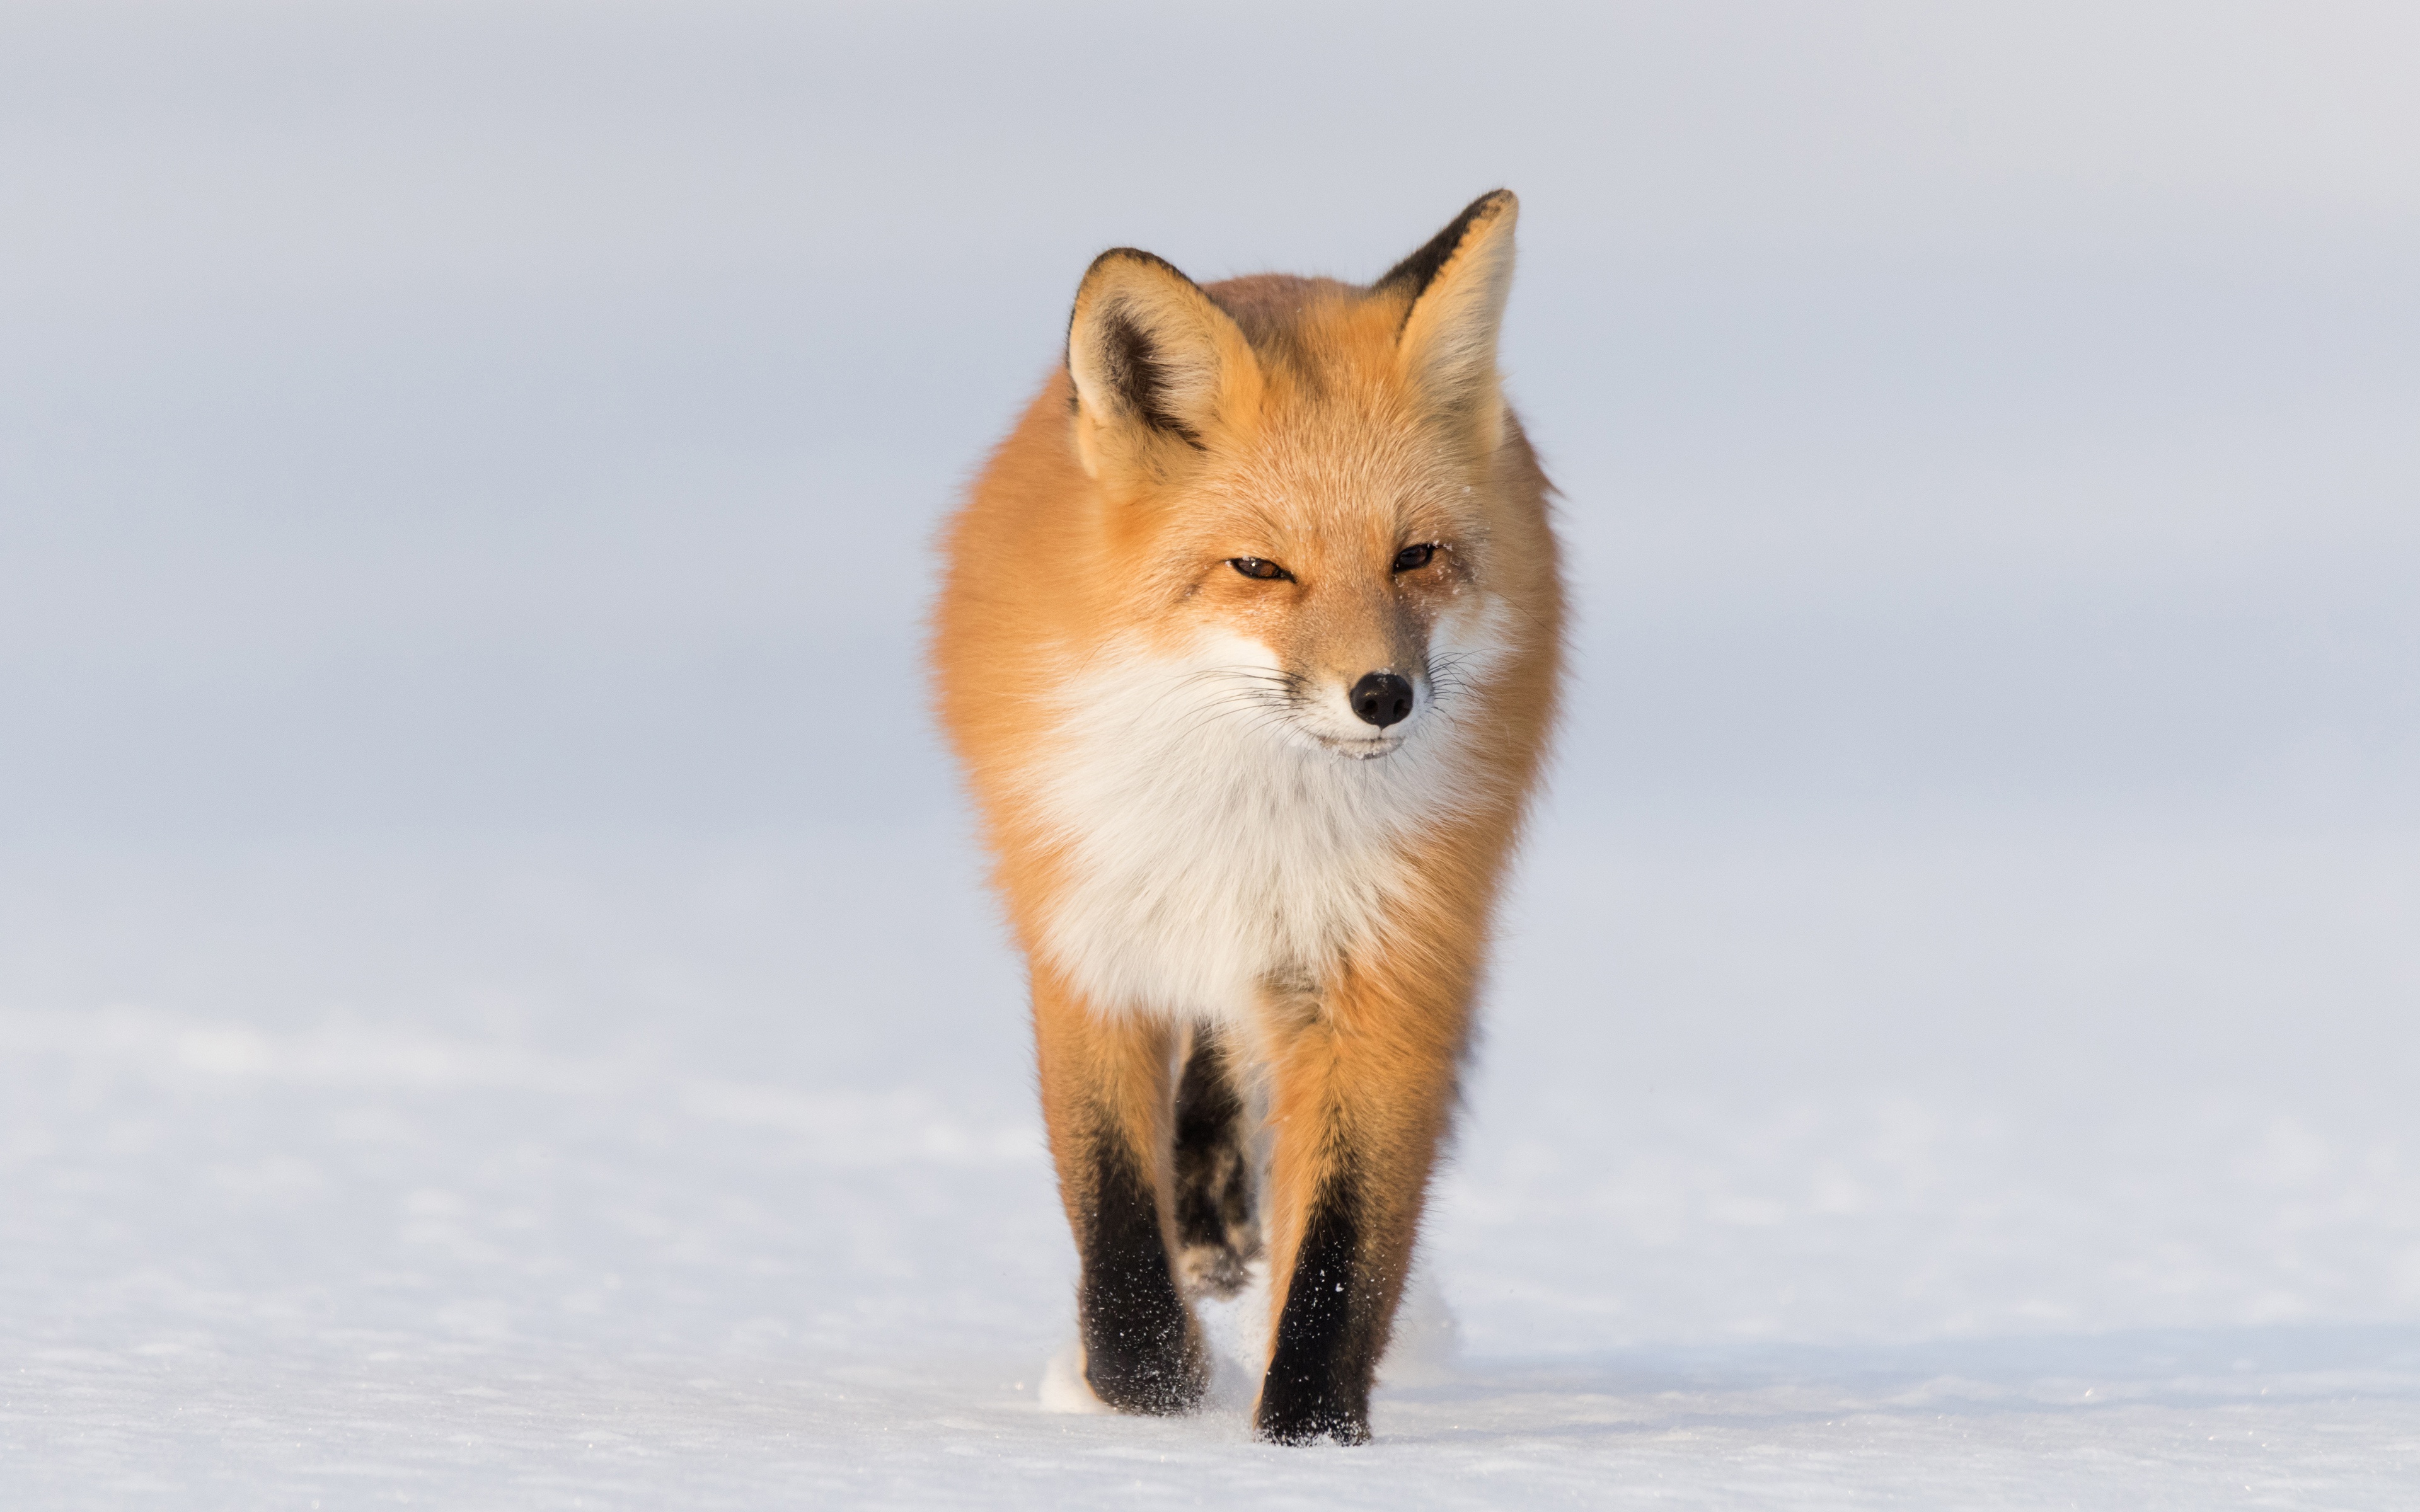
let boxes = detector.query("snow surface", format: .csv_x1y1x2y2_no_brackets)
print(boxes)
4,835,2416,1508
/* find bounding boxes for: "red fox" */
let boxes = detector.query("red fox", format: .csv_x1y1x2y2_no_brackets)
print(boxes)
932,191,1564,1445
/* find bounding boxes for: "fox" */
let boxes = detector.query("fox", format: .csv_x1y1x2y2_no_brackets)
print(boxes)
931,190,1564,1446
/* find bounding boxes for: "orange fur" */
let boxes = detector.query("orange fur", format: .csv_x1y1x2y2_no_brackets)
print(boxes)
933,192,1563,1443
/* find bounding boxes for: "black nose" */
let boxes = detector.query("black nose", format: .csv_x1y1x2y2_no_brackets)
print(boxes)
1349,671,1415,729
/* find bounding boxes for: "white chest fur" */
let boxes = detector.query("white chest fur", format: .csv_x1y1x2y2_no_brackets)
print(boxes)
1019,634,1489,1023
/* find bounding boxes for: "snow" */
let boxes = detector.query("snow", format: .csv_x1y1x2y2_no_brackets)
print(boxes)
4,835,2416,1507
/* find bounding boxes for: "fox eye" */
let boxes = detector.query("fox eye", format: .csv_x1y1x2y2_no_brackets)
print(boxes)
1229,557,1291,581
1392,543,1438,573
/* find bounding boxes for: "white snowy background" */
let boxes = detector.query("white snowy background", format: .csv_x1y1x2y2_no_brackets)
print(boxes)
4,1,2417,1506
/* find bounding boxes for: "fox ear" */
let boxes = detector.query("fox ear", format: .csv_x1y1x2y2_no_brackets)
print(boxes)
1378,190,1519,450
1066,249,1260,485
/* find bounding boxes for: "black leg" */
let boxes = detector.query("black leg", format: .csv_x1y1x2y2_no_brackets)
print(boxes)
1076,1128,1207,1414
1170,1026,1262,1298
1256,1164,1381,1445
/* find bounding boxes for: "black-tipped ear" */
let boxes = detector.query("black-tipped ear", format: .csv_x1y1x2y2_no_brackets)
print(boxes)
1382,192,1519,449
1066,249,1260,483
1376,190,1514,311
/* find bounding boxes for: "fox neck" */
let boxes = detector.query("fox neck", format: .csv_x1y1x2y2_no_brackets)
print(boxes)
1020,621,1506,1024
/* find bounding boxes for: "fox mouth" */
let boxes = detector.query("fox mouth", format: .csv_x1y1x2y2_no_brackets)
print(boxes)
1309,731,1403,760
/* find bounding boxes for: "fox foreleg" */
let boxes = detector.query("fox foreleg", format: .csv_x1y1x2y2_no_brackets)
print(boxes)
1032,975,1209,1416
1251,966,1463,1445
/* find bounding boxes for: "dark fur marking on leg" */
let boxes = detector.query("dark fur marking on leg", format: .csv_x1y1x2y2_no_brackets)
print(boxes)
1171,1028,1261,1298
1257,1163,1376,1446
1078,1127,1205,1415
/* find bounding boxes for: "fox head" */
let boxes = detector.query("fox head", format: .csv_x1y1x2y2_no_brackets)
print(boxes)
1061,191,1536,762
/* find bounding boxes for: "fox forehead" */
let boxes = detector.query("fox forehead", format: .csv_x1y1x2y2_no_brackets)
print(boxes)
1189,440,1483,556
1169,278,1494,554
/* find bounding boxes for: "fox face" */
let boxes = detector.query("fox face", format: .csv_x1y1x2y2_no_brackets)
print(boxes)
1115,415,1507,763
1059,194,1528,769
